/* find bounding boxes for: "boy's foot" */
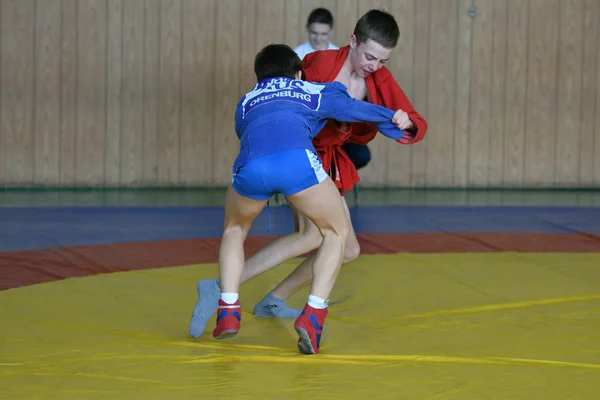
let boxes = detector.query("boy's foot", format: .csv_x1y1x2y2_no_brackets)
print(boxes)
293,304,328,355
189,279,220,339
212,299,241,339
253,293,302,318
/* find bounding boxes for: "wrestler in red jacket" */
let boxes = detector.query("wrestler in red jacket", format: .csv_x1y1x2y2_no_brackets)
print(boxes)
302,45,428,194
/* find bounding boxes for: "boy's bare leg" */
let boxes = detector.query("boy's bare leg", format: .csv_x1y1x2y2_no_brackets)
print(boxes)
253,197,360,317
240,204,321,285
189,195,319,337
285,178,350,354
287,190,349,299
239,205,323,319
218,186,268,293
189,186,266,339
189,194,358,337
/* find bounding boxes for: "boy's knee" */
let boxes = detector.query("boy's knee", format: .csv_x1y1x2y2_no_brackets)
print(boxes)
299,223,324,250
223,223,246,236
343,242,360,264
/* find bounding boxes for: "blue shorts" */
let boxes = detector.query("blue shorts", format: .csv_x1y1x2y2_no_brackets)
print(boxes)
232,149,329,200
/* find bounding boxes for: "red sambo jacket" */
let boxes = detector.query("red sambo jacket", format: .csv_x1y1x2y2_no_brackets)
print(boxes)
302,45,428,193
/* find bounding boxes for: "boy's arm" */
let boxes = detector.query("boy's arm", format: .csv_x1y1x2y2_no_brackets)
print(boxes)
320,85,406,141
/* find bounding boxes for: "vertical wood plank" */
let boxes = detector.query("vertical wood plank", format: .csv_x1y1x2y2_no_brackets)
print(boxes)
579,0,598,185
211,1,241,184
120,0,144,184
595,0,600,184
157,0,182,184
180,0,215,184
488,0,508,185
59,0,78,185
284,0,301,48
76,0,107,184
333,0,358,47
453,0,473,187
142,0,159,183
34,0,61,183
524,0,560,186
106,0,123,184
0,0,35,184
467,0,494,186
386,0,415,186
502,0,528,186
423,0,458,186
555,0,584,186
255,0,285,48
240,0,257,93
410,0,431,186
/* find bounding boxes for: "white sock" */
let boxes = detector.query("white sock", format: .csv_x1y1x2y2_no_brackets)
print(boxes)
307,294,328,309
221,292,239,304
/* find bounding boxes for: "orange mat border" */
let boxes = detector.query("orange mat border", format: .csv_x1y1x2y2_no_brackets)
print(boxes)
1,232,599,290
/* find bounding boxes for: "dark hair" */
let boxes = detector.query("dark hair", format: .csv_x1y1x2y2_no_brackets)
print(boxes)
307,7,334,27
353,9,400,48
254,44,302,81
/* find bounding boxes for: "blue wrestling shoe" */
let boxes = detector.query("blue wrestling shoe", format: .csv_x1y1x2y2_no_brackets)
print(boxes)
189,279,220,338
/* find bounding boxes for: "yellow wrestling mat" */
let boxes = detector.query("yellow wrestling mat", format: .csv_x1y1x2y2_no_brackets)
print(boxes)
1,253,600,399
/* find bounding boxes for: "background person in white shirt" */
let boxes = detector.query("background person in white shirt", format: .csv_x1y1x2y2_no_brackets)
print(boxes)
293,8,338,60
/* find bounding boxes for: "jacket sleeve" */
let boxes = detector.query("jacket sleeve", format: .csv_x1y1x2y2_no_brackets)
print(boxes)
375,69,428,144
318,85,406,141
234,97,245,139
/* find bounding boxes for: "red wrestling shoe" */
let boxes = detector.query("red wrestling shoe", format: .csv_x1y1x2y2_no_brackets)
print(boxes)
212,299,241,339
294,303,328,354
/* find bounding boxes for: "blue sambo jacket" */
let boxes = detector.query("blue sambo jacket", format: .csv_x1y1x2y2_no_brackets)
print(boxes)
233,76,405,172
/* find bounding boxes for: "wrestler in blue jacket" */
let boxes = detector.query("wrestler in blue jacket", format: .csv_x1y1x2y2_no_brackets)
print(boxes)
229,48,406,201
233,76,405,173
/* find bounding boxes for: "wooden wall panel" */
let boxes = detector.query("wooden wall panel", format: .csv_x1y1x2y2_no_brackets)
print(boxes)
524,0,560,186
555,0,584,185
76,0,107,184
157,0,182,184
386,0,415,187
106,0,123,185
34,0,61,183
502,0,529,186
580,0,599,185
59,0,78,185
142,0,160,184
468,0,494,186
240,0,258,95
211,1,241,184
424,0,458,186
488,0,508,185
0,0,599,188
180,0,215,184
590,0,600,184
332,0,358,48
453,0,474,188
1,0,36,183
409,0,431,187
120,0,145,184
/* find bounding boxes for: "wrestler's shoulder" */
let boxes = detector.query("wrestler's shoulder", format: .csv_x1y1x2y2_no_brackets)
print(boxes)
317,81,351,97
303,48,340,65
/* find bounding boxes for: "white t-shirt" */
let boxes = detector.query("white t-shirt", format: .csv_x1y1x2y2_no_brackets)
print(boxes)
293,41,339,60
